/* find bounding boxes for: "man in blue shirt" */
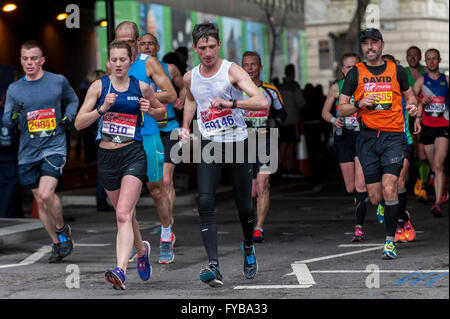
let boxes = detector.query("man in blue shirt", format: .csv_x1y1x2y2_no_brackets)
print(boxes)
2,41,78,263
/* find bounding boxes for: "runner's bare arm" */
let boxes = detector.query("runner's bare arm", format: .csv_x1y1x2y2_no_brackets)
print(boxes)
211,63,268,111
74,80,104,131
146,56,177,104
402,87,419,117
337,94,357,117
169,64,186,110
181,71,197,140
139,81,166,121
322,82,343,127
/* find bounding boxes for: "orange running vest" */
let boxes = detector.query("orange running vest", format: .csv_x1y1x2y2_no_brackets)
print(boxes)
354,60,404,132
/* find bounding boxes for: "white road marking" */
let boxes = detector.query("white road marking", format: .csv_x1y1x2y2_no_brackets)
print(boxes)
0,243,110,269
311,270,449,273
338,244,384,247
285,263,316,285
295,246,383,264
234,285,313,289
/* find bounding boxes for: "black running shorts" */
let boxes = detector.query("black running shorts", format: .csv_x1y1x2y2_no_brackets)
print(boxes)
356,129,405,184
419,125,449,145
97,141,148,191
333,129,359,163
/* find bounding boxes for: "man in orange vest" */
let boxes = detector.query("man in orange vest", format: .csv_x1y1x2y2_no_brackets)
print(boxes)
338,28,420,260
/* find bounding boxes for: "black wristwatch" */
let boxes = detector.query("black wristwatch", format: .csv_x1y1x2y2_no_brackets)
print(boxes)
231,100,238,109
354,100,361,109
97,106,105,116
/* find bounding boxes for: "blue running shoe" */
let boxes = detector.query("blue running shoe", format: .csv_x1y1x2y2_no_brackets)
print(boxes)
377,203,385,224
382,240,397,260
200,263,223,288
56,224,73,259
159,233,175,264
105,267,126,290
137,241,151,281
242,242,258,279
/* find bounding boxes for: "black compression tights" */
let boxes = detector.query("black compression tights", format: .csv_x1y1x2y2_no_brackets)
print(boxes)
197,139,255,264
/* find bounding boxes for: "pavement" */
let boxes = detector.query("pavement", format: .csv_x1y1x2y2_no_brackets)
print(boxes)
0,183,235,249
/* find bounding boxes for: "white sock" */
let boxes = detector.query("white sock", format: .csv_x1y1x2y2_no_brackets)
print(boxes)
161,225,172,242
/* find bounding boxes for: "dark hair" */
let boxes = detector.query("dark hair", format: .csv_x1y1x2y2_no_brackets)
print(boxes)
407,46,422,57
340,53,361,66
140,33,158,45
382,54,396,62
425,48,441,59
285,64,295,77
242,51,262,65
20,40,44,56
192,22,220,46
108,40,132,59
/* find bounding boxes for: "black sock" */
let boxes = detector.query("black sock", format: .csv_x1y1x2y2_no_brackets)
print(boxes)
355,192,368,226
385,200,399,237
397,189,408,227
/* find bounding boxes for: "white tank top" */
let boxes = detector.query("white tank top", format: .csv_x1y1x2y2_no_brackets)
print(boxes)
190,59,247,142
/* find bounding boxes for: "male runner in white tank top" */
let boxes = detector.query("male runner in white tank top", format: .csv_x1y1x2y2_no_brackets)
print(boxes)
180,22,269,287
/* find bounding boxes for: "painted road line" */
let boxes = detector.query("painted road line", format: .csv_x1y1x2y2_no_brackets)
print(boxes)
338,244,384,247
424,273,449,287
295,246,383,264
234,285,313,289
312,270,449,274
0,243,111,269
0,245,51,269
285,263,316,285
234,263,315,290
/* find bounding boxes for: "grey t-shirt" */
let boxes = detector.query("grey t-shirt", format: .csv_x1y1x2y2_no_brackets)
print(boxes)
2,71,79,165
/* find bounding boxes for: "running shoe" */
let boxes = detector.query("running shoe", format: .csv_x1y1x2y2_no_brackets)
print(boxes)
351,225,365,242
48,243,62,263
159,233,175,264
137,241,151,281
242,242,258,279
376,203,385,224
105,267,126,290
414,179,422,197
252,228,264,243
200,264,223,288
403,220,416,242
128,247,137,262
382,240,397,260
417,188,428,202
431,203,443,218
395,227,406,243
56,224,73,259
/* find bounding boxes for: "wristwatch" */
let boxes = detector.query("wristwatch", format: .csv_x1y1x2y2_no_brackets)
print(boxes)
354,100,361,109
97,106,105,116
231,100,238,109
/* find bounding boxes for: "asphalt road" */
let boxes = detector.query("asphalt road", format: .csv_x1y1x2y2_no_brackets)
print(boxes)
0,178,448,309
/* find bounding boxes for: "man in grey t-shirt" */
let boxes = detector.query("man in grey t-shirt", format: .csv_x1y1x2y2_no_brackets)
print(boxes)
2,41,78,263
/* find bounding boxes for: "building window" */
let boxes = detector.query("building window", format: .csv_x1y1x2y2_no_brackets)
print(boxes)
319,40,331,70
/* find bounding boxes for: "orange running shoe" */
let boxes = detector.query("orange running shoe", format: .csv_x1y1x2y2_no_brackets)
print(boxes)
414,179,422,197
417,188,428,202
403,220,416,242
395,227,407,243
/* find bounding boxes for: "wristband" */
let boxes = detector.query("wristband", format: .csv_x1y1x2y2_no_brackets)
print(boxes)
231,100,237,109
331,117,337,125
354,100,361,109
